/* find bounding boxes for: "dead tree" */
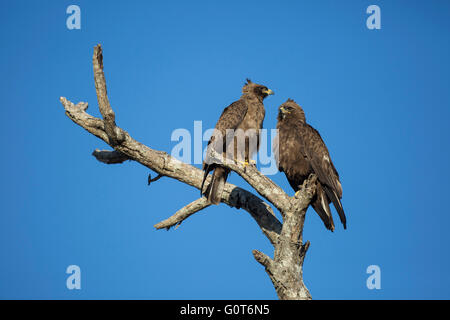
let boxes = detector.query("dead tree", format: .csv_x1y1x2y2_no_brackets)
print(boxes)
60,45,317,300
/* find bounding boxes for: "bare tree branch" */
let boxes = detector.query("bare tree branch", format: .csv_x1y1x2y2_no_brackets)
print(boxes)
148,173,164,186
266,175,316,300
59,97,281,245
252,249,273,269
207,151,292,215
59,44,318,300
154,197,211,230
92,44,124,146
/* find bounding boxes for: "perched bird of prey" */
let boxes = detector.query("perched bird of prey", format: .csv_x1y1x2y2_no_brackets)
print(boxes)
201,79,274,204
274,99,346,231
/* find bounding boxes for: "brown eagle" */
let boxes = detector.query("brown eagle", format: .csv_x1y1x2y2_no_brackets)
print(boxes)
274,99,346,231
201,79,274,204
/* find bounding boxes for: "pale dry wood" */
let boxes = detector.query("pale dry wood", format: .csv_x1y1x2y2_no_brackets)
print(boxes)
60,97,282,245
59,44,318,300
154,197,211,230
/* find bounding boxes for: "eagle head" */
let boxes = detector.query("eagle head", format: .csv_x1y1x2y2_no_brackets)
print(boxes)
278,99,306,122
242,79,274,100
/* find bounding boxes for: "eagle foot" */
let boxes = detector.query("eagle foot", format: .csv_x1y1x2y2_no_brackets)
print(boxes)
237,160,249,168
237,159,256,167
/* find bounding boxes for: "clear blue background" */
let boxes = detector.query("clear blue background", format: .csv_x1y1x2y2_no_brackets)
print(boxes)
0,0,449,299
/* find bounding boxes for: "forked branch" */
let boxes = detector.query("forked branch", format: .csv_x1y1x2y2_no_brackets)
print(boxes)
59,44,316,300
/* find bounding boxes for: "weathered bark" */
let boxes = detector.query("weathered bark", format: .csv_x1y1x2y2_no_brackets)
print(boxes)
154,197,211,230
253,175,316,300
59,44,317,300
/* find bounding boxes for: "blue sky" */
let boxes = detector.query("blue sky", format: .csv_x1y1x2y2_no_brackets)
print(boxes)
0,0,449,299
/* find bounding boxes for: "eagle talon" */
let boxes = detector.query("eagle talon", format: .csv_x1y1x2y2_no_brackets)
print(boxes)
237,160,250,167
239,159,256,167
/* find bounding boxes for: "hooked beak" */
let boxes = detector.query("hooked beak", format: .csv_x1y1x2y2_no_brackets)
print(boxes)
263,88,274,96
280,106,290,114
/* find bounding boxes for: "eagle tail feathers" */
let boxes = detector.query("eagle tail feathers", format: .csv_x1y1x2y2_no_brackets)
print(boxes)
206,167,228,205
325,186,347,229
200,164,211,197
312,187,335,232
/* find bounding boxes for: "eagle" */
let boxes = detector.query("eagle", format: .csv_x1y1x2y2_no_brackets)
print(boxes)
201,79,274,204
274,99,346,231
